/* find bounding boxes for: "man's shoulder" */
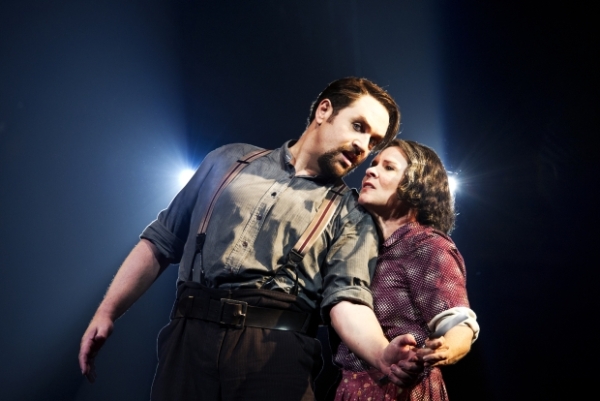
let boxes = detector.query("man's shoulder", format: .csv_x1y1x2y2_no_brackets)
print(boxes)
339,186,359,207
202,143,269,166
337,187,373,224
209,142,265,157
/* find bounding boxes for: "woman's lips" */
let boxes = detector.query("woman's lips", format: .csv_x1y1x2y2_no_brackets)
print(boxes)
362,181,375,190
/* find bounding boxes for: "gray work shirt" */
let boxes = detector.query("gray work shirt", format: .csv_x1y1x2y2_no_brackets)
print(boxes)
141,141,378,316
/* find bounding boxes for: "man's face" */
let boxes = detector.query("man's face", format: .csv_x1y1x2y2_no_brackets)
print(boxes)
314,95,389,179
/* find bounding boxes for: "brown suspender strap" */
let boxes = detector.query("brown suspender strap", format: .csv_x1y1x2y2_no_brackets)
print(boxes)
256,180,348,293
197,148,272,236
191,148,271,281
283,181,348,294
191,147,348,289
292,181,347,255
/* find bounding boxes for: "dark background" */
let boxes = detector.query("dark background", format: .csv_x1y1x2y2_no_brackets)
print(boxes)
0,1,596,400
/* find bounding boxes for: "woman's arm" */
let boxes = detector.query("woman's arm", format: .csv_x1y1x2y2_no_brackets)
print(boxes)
402,232,479,367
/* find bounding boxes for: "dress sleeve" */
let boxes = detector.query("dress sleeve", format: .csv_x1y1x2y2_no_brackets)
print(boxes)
403,231,471,330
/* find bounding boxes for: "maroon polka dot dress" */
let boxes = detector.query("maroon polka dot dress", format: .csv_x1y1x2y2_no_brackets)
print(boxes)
334,223,471,401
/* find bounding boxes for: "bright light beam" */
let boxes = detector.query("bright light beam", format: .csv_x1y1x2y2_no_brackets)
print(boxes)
448,175,459,195
178,168,195,187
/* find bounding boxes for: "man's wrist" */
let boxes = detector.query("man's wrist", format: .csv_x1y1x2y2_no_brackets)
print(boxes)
367,366,390,385
94,306,117,322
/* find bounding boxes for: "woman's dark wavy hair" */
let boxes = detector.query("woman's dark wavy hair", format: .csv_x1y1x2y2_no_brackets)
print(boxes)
390,139,456,234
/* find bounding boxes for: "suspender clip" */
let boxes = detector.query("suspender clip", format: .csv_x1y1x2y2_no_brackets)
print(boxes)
287,248,304,268
196,233,206,253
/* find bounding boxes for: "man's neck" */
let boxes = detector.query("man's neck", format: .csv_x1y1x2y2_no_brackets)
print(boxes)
288,126,321,176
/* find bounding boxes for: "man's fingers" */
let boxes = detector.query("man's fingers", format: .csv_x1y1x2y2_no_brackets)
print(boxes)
391,333,417,348
79,316,114,383
86,365,97,383
396,359,422,374
387,363,420,387
79,329,108,381
80,340,98,383
79,337,94,372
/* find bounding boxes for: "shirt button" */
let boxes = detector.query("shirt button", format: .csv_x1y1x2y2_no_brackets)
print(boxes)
271,192,277,197
256,215,262,220
242,241,248,248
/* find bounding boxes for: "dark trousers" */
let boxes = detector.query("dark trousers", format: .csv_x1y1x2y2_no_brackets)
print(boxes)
150,284,323,401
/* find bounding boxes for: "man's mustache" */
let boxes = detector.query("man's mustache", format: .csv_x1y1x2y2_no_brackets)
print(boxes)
335,145,362,168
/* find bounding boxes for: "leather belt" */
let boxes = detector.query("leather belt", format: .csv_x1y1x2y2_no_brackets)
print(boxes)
174,294,314,334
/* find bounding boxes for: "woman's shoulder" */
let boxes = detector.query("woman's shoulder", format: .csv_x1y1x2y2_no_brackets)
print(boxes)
403,224,462,257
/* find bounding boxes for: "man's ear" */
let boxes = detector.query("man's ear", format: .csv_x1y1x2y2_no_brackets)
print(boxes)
315,99,333,125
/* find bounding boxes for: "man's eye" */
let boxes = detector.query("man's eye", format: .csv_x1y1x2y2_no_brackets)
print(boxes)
352,122,362,132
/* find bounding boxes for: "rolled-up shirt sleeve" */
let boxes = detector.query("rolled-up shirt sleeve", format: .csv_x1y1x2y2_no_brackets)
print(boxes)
320,203,379,321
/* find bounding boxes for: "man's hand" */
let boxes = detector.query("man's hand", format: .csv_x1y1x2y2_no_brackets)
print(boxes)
77,239,168,383
380,334,422,387
78,314,114,383
330,302,424,388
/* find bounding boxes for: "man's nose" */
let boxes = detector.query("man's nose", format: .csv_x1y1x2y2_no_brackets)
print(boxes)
353,137,369,156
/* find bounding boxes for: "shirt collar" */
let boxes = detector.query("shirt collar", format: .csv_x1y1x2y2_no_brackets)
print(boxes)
281,140,297,172
381,222,421,250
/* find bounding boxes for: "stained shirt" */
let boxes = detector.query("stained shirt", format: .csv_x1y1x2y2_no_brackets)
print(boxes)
335,222,471,371
140,141,379,314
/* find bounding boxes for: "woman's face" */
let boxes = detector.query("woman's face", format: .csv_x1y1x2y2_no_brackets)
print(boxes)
358,146,409,215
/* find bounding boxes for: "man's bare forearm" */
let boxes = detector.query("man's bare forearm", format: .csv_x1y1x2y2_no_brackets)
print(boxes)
94,239,168,321
330,301,389,370
79,239,170,381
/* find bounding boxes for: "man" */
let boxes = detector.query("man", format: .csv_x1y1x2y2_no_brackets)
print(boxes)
79,77,418,400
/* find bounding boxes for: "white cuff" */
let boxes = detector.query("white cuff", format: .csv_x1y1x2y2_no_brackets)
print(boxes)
428,307,480,342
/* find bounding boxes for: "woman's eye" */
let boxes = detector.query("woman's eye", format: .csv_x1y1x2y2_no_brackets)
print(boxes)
385,166,395,171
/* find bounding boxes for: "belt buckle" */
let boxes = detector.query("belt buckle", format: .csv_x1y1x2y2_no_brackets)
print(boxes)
219,298,248,328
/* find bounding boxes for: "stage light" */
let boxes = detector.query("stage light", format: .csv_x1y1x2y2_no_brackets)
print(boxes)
448,174,459,195
178,168,195,187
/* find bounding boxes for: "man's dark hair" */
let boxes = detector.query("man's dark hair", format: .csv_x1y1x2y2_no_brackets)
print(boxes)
391,139,456,234
307,77,400,150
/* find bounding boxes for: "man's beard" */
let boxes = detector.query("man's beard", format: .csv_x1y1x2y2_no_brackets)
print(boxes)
317,146,360,180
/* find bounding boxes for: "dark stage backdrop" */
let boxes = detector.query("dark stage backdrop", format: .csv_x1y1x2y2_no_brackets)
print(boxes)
0,1,596,400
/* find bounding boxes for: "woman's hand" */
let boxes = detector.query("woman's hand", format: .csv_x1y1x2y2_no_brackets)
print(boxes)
416,325,474,367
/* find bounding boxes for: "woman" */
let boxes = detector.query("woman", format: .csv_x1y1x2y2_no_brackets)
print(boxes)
333,139,480,401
